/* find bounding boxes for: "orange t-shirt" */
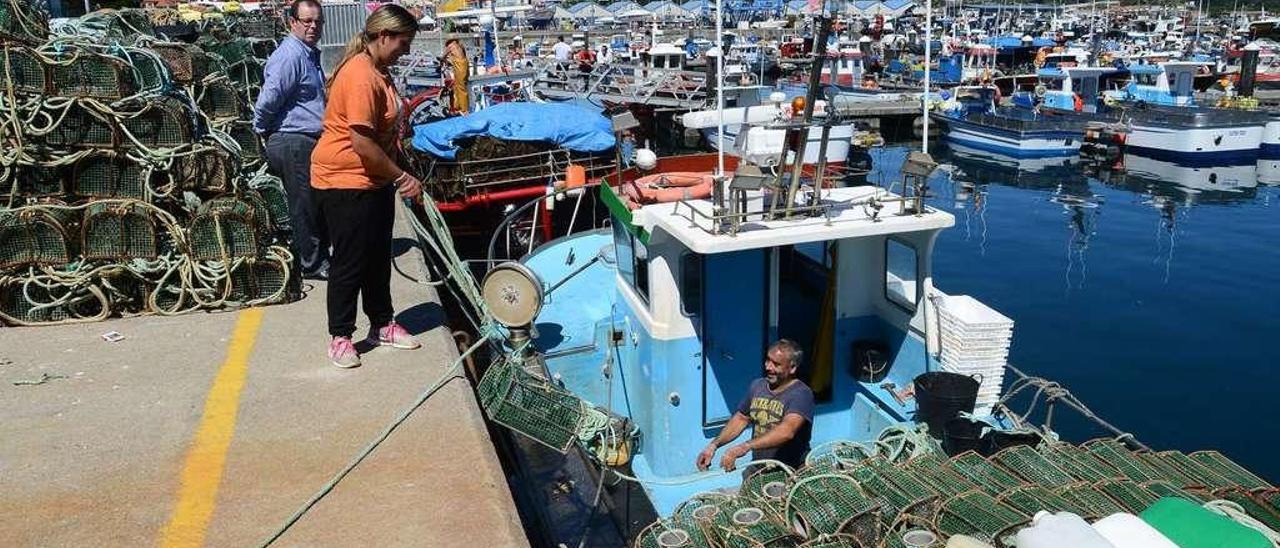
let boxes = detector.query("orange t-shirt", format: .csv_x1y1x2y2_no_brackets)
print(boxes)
311,53,402,190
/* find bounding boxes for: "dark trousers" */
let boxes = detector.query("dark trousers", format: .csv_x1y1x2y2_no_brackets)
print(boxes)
265,132,330,277
314,185,395,338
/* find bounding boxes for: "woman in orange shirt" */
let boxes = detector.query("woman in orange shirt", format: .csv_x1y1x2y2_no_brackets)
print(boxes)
311,5,423,368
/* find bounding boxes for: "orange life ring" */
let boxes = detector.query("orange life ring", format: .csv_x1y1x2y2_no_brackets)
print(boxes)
622,172,714,209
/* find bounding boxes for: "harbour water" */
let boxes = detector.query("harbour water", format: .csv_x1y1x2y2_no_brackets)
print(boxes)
868,144,1280,482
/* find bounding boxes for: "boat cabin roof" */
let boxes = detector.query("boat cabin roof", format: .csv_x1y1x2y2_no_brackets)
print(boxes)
626,186,954,254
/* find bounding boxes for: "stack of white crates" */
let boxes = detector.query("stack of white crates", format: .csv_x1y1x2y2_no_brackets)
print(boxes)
936,295,1014,416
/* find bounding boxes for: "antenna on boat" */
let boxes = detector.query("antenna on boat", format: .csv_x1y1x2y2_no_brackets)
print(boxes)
922,0,932,154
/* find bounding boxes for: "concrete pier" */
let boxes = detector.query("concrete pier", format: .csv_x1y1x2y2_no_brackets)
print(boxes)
0,206,527,548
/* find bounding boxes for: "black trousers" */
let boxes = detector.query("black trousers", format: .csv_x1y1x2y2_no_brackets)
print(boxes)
265,132,330,277
314,185,395,338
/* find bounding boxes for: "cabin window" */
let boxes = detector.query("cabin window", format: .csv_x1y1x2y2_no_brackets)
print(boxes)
613,222,649,304
1134,73,1159,86
885,239,919,312
680,252,702,316
653,56,665,69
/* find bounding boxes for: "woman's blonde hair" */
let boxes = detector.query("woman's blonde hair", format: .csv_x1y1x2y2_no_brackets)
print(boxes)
326,4,419,89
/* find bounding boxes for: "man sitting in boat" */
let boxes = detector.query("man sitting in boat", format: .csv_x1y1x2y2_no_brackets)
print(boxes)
695,339,816,472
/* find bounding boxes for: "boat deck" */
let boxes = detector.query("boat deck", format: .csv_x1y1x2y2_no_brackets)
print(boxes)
0,209,527,547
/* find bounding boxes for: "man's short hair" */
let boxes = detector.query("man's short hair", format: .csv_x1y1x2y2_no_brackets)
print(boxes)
770,339,803,369
558,35,565,42
289,0,322,20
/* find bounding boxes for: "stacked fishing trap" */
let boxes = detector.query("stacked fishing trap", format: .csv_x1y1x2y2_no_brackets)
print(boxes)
634,427,1279,548
0,1,296,326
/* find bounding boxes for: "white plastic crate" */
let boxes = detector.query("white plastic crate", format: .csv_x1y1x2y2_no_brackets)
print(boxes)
937,295,1014,330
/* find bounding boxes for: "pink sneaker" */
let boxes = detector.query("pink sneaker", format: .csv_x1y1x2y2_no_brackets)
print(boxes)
328,336,361,368
376,322,421,350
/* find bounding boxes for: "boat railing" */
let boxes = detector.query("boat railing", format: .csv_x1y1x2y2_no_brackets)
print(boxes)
529,61,708,108
965,111,1089,133
409,147,616,204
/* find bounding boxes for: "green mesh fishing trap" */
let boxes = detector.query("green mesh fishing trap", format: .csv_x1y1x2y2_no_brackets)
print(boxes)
2,43,47,94
1036,442,1120,483
1082,439,1164,483
151,42,225,85
198,37,255,68
1134,452,1203,489
784,473,881,541
476,359,587,453
81,201,157,261
1093,478,1160,513
103,9,155,40
173,145,236,193
946,451,1025,495
228,121,264,164
197,78,245,121
932,490,1027,547
245,184,289,234
877,515,941,548
1149,450,1236,490
0,274,107,326
633,518,717,548
996,484,1082,517
990,445,1075,488
71,152,146,200
112,46,173,94
1189,450,1272,490
188,196,263,261
119,95,198,149
42,100,118,148
47,48,144,100
0,0,48,44
847,458,941,523
740,461,795,511
1056,482,1126,519
796,534,865,548
227,256,290,304
0,207,74,268
1139,479,1205,503
714,502,801,548
9,162,67,197
902,454,978,498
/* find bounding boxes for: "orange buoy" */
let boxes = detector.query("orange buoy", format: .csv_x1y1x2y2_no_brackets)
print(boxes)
565,164,586,188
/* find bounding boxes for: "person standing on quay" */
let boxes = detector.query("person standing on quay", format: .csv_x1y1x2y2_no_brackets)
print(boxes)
254,0,331,280
311,5,424,368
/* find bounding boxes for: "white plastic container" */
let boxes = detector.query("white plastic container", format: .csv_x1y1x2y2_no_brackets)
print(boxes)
1016,511,1116,548
1092,513,1179,548
946,535,996,548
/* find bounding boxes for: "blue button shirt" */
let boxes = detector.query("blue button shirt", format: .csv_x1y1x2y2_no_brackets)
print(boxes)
253,35,326,136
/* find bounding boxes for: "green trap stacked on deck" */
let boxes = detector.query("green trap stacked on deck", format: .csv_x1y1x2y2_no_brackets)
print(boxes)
1191,450,1272,490
0,0,49,44
996,484,1081,517
81,201,157,261
1056,482,1127,519
932,490,1027,547
476,359,587,452
71,152,147,200
247,176,290,232
1094,478,1161,513
0,274,107,325
902,454,976,498
110,46,173,94
118,95,198,149
784,473,881,541
673,493,801,548
848,458,941,523
0,206,74,268
795,534,865,548
1150,450,1237,490
2,43,48,94
188,196,264,261
741,461,796,513
634,518,717,548
990,445,1075,488
1037,442,1119,483
947,451,1025,495
1084,439,1165,482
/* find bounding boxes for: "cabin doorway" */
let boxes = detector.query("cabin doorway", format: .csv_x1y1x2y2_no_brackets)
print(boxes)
775,243,836,401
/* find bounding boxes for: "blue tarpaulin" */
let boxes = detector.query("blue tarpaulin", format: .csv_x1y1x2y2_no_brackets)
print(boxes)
411,102,616,160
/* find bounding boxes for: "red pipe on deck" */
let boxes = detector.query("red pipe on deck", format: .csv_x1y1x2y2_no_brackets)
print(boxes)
435,185,551,212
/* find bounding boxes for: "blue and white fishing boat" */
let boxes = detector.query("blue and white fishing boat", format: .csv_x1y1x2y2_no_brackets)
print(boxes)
1021,65,1268,166
932,86,1089,158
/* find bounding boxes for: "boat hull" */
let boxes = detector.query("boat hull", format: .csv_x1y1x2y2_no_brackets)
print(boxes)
1262,117,1280,161
934,114,1082,158
1125,123,1263,166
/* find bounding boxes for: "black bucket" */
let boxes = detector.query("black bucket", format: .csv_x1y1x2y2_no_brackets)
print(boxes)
986,429,1042,454
852,339,891,383
913,371,980,439
943,417,988,456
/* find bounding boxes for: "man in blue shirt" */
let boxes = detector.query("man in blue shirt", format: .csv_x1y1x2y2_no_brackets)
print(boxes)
254,0,330,279
696,339,816,471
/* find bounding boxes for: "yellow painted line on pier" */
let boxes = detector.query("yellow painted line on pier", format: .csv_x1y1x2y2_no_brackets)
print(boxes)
158,307,266,548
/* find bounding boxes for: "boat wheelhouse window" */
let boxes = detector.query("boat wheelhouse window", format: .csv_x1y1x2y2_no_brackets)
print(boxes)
1133,73,1159,86
885,239,919,312
679,252,702,316
612,222,649,304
